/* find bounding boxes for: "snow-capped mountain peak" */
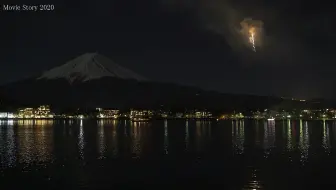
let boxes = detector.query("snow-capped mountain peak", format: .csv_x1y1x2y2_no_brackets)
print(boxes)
37,53,147,83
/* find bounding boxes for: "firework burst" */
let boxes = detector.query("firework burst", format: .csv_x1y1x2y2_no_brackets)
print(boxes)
240,18,263,52
249,27,256,52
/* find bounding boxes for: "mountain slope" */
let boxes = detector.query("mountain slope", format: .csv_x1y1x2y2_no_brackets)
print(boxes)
0,53,318,111
38,53,147,83
0,77,275,110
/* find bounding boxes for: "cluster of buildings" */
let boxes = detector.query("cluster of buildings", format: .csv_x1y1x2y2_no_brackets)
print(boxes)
0,105,54,119
0,106,214,120
217,109,336,120
96,108,120,119
249,109,336,120
0,105,335,121
219,112,245,120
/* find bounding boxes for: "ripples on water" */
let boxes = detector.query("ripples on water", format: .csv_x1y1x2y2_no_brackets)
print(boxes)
1,119,336,189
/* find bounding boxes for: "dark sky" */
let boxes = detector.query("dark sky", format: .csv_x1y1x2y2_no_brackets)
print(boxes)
1,0,335,99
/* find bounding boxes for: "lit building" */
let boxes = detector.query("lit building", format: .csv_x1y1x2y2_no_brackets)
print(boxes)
0,112,8,118
161,112,168,118
274,111,290,119
219,114,230,120
261,110,277,119
97,109,120,119
195,111,212,119
7,113,14,119
129,109,153,121
184,112,195,119
0,112,14,119
175,113,183,118
252,111,264,119
34,105,54,118
302,110,311,113
231,113,244,119
17,108,34,118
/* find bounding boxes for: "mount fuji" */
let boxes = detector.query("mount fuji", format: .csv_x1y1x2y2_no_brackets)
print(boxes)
38,53,147,83
0,53,314,111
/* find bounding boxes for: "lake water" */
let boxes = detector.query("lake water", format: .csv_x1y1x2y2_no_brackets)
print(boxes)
0,119,336,189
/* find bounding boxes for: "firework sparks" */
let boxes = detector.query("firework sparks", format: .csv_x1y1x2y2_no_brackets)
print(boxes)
249,27,256,52
240,18,263,52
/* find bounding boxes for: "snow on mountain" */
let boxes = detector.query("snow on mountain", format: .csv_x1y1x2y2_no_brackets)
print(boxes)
37,53,147,83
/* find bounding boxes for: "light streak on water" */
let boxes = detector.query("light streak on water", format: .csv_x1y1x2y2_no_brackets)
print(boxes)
97,124,105,159
232,120,244,155
78,123,85,160
322,120,331,153
164,120,168,155
185,120,189,151
299,120,309,165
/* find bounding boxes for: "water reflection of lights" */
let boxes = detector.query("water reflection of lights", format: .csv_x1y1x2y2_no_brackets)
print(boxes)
299,120,309,165
0,124,17,167
195,120,205,152
263,122,268,151
322,120,331,153
97,125,106,159
242,168,264,190
7,125,16,167
0,125,3,164
164,119,169,155
124,120,128,136
34,120,53,126
207,120,212,137
124,120,128,133
9,120,14,126
97,120,103,127
287,119,293,152
131,121,141,158
255,121,260,146
0,120,14,126
18,125,34,165
232,120,245,155
17,119,34,126
78,125,85,160
333,121,336,141
185,120,189,151
111,122,118,157
68,119,74,125
34,124,53,163
263,120,275,158
282,120,286,139
11,119,53,165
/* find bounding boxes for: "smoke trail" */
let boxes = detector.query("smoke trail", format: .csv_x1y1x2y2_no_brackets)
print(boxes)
240,18,264,51
158,0,313,66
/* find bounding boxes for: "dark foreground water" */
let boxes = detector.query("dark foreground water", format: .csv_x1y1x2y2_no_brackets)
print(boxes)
0,119,336,189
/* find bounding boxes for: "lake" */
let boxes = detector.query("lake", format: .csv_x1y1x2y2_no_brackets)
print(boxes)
0,119,336,189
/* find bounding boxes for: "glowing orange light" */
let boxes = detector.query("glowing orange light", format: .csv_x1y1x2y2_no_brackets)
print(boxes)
249,27,256,52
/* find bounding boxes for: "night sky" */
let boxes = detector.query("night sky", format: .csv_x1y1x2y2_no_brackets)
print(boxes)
1,0,335,99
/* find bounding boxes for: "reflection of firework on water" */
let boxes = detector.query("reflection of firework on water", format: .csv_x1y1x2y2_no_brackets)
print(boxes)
240,18,264,52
